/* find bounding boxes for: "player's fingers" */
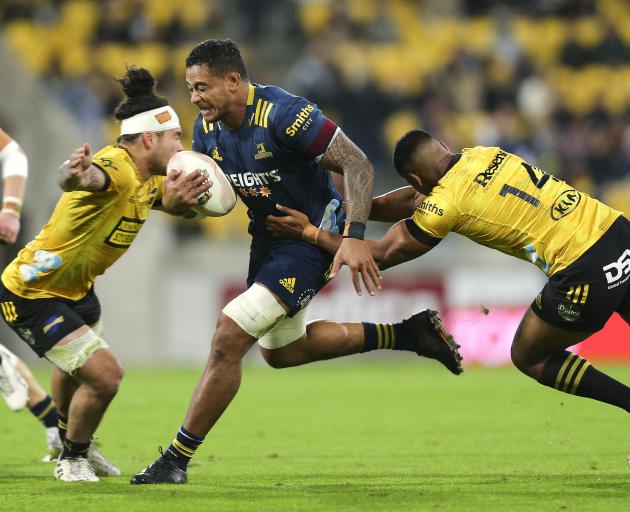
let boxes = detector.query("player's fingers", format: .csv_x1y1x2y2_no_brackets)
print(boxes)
329,256,341,279
83,143,91,156
351,267,362,296
360,265,378,296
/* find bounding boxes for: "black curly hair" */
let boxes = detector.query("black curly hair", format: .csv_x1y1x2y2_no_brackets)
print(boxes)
185,39,249,78
393,129,434,176
114,66,169,142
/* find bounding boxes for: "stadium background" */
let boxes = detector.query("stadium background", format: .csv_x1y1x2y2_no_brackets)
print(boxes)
1,0,630,367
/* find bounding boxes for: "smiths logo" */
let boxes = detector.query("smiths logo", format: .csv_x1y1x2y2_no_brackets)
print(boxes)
603,249,630,289
473,150,507,188
105,217,145,248
254,143,273,160
419,200,443,216
211,147,223,161
550,189,581,221
279,277,296,294
285,105,315,137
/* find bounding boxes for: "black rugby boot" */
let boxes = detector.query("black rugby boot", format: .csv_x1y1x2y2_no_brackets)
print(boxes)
130,455,188,485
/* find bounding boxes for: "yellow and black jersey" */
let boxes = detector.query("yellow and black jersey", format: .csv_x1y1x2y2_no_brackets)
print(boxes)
1,145,165,300
406,146,622,276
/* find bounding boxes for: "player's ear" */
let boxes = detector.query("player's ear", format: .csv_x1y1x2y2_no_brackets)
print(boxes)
142,132,155,150
225,71,241,92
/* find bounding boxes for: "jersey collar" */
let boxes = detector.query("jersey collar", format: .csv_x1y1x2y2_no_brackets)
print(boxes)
247,83,256,106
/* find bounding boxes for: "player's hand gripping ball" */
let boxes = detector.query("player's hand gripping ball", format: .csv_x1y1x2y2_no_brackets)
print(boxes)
167,151,236,217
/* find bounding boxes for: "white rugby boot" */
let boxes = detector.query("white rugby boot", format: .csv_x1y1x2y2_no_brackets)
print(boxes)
87,443,121,476
55,457,99,482
0,345,28,411
42,427,63,462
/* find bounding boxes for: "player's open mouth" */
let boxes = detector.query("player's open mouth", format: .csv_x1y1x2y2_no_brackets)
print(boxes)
199,106,214,116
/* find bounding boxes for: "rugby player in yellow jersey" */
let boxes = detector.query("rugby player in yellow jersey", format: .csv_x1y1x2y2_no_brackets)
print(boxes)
0,66,210,482
268,129,630,440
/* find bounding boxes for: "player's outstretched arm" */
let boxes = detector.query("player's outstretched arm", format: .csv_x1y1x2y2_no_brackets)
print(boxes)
266,205,432,270
370,186,425,223
0,128,27,244
58,143,108,192
319,130,379,295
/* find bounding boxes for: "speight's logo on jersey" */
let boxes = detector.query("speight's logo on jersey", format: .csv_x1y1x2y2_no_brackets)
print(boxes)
227,169,281,188
603,249,630,289
211,147,223,161
285,104,315,137
550,189,581,221
473,150,507,188
418,200,443,216
105,217,145,248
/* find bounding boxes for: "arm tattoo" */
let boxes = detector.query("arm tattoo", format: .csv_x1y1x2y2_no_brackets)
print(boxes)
320,131,373,224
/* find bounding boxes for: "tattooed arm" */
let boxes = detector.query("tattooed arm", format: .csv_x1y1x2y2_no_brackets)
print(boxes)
319,130,380,295
58,143,109,192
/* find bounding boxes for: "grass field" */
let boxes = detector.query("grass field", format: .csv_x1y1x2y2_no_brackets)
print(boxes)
1,359,629,511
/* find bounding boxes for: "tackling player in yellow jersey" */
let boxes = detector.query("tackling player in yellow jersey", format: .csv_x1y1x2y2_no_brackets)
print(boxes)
268,129,630,445
0,66,209,482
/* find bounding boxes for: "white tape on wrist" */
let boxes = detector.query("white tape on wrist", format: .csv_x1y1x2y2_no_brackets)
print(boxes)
0,141,28,178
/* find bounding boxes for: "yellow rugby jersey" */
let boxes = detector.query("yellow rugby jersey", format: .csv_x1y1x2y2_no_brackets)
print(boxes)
408,146,622,276
2,145,164,300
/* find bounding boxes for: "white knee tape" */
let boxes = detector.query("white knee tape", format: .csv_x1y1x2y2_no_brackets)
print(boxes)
258,308,307,349
222,283,287,339
45,329,109,374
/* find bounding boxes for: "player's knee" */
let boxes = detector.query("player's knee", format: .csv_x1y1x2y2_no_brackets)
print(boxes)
260,349,293,369
208,315,251,365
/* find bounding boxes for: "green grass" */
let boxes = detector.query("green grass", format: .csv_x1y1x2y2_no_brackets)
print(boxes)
1,359,629,511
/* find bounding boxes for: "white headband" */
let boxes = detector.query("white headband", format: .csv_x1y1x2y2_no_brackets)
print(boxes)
120,106,181,135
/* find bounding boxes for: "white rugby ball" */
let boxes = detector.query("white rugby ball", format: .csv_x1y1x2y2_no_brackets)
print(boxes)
167,151,236,217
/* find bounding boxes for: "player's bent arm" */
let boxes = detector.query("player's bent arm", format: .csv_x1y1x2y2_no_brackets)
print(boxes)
371,220,432,270
57,161,108,192
319,129,373,225
370,186,425,223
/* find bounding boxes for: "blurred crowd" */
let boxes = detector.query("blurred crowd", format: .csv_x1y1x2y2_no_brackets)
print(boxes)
2,0,630,236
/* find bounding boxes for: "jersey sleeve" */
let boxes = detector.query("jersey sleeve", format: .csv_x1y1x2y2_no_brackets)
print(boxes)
91,148,135,194
272,95,337,161
192,115,208,154
405,190,459,247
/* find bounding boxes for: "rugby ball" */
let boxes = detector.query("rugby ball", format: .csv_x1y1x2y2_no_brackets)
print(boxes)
167,151,236,217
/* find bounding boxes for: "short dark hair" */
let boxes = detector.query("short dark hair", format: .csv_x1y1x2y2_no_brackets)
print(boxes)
393,129,434,175
113,66,169,143
185,39,249,79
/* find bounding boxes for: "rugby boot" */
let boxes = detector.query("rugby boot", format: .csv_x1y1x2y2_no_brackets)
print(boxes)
130,452,188,484
87,442,121,476
42,427,63,462
0,346,28,411
55,457,99,482
402,309,463,375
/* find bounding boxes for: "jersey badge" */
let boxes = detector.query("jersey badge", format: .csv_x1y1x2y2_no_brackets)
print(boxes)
254,143,273,160
211,147,223,162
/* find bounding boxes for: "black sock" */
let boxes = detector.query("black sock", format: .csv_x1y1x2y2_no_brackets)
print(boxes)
362,322,417,352
538,350,630,412
162,426,205,471
61,438,90,459
58,414,68,442
29,395,58,428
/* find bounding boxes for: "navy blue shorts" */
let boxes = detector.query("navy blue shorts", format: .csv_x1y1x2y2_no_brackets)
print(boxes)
247,240,333,316
0,282,101,357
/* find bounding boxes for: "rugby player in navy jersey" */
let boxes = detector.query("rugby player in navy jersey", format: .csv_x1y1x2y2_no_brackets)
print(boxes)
268,130,630,457
132,40,463,484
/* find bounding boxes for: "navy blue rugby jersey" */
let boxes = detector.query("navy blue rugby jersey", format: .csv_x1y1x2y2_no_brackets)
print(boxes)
192,83,344,242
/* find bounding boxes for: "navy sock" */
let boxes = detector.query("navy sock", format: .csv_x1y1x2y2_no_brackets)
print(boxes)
539,350,630,412
163,426,205,470
58,413,68,442
362,322,417,352
61,438,90,459
29,395,58,428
